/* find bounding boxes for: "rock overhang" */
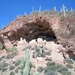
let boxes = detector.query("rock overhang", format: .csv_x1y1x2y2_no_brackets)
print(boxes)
0,13,75,52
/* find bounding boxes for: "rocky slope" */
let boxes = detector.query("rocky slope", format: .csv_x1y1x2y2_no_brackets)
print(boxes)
0,10,75,75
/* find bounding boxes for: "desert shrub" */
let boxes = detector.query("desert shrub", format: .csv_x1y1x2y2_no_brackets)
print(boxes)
36,47,40,52
64,58,73,64
45,57,52,61
44,71,58,75
44,65,57,73
66,64,73,69
61,71,72,75
46,62,55,67
2,62,8,67
0,62,8,71
44,61,72,75
0,57,2,61
2,68,7,72
6,54,14,59
15,67,21,73
44,51,51,55
9,65,15,70
30,62,33,69
2,55,5,58
37,66,43,73
74,68,75,71
56,63,72,75
15,60,21,66
0,42,3,50
10,71,15,75
15,68,18,73
6,46,17,53
44,62,57,74
55,63,64,70
43,47,49,50
33,72,39,75
32,52,37,58
57,67,68,73
36,52,45,57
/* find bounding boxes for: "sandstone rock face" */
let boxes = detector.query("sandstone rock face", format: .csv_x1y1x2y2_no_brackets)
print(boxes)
0,12,75,53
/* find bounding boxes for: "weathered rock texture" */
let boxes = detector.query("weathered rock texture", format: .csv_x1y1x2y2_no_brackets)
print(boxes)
0,12,75,52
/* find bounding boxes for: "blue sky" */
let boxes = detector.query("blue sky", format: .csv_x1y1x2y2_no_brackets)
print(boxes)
0,0,75,30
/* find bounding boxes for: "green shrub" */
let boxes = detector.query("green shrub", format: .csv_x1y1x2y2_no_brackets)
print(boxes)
36,52,45,57
2,68,7,72
33,72,39,75
15,68,19,73
44,61,72,75
46,62,55,67
64,58,73,64
44,71,57,75
6,46,17,53
0,42,3,50
2,62,8,67
66,64,73,69
37,66,43,73
15,67,21,73
44,62,57,74
44,52,51,55
61,71,72,75
9,65,15,70
0,62,7,71
1,62,8,67
15,60,21,66
44,65,57,73
2,55,5,58
10,71,15,75
6,54,14,59
32,53,36,58
0,57,2,61
0,62,8,71
55,63,64,70
57,67,68,73
45,57,52,61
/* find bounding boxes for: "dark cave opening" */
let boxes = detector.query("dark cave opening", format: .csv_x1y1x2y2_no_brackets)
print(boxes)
37,33,56,41
27,32,57,43
9,22,57,44
23,23,57,43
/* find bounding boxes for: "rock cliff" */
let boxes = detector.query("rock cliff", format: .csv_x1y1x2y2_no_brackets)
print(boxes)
0,11,75,53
